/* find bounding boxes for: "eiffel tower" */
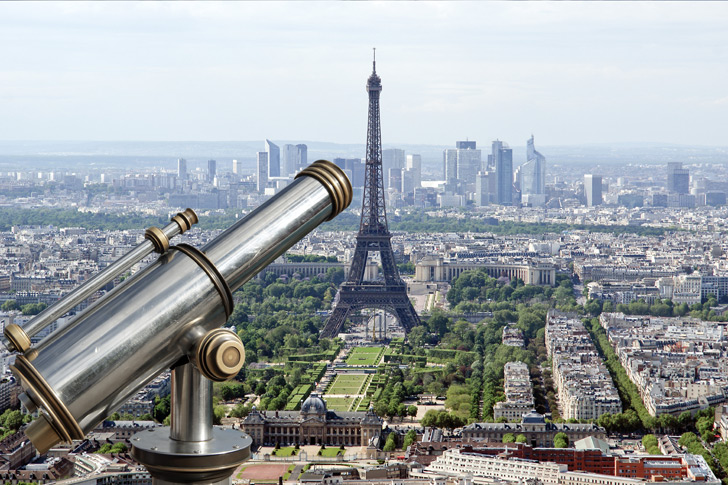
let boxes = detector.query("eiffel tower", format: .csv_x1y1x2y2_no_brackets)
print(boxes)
320,51,420,338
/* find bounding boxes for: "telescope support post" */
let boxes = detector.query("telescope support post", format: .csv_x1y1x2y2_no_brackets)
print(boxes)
171,363,213,443
132,363,251,485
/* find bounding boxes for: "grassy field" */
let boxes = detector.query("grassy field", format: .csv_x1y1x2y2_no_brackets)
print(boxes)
345,347,383,366
323,396,355,411
318,447,345,457
272,446,298,457
327,374,368,395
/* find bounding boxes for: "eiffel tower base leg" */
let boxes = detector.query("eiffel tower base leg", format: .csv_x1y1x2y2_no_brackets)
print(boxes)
321,305,351,338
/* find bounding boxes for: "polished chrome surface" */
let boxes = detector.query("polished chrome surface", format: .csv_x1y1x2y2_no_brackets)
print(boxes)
17,215,195,344
203,176,334,292
132,427,251,484
171,364,212,442
153,478,231,485
25,249,228,435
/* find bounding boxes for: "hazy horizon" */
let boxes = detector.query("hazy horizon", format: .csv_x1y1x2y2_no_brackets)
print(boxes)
2,2,727,146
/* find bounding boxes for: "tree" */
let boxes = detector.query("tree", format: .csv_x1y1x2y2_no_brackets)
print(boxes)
230,403,253,419
4,411,23,431
554,432,569,448
383,433,396,452
21,302,47,315
678,432,698,448
427,312,450,337
407,405,418,421
420,410,439,428
111,442,128,453
153,395,171,423
0,300,18,312
403,429,417,450
515,434,527,443
213,405,226,425
502,433,515,443
255,382,267,396
642,434,658,451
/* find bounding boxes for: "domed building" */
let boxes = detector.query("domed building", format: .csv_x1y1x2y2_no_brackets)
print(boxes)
241,393,383,447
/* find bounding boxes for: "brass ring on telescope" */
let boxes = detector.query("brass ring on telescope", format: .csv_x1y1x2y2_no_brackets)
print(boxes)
296,160,353,220
145,227,170,254
319,159,354,209
172,244,233,318
10,355,84,442
304,165,345,216
172,208,199,233
4,324,31,353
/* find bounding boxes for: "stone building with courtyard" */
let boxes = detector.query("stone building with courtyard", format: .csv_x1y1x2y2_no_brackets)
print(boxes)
462,410,606,447
241,394,382,447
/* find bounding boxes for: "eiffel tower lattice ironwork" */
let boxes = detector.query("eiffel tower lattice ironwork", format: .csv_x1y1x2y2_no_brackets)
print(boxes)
320,51,420,338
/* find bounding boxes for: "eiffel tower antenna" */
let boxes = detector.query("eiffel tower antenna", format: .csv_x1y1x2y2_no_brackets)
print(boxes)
321,54,420,339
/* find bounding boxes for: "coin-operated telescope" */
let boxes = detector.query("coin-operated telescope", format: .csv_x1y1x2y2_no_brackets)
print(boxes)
4,160,352,484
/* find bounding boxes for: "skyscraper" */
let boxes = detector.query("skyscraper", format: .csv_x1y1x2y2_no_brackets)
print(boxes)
265,140,280,177
282,144,298,177
296,144,308,171
457,146,481,187
475,171,496,207
667,162,689,194
402,169,415,195
443,149,458,186
382,148,405,189
388,168,402,194
177,158,187,181
492,140,513,205
207,159,216,182
256,152,268,192
456,140,476,150
584,174,603,207
232,159,242,175
405,154,421,188
521,135,547,206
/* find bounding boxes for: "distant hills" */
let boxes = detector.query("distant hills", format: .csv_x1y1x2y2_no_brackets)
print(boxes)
0,140,726,173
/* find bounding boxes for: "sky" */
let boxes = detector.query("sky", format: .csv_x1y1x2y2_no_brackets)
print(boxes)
1,2,727,146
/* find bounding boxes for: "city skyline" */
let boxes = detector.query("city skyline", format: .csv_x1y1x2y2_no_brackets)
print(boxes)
1,2,727,146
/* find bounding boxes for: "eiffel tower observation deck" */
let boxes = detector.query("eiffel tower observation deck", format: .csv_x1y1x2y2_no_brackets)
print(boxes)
320,51,420,338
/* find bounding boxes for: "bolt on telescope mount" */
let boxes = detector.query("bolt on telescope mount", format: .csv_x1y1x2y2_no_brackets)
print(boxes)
6,160,352,485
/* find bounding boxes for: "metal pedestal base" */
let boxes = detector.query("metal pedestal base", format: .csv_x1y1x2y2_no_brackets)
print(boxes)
132,427,252,485
131,363,251,485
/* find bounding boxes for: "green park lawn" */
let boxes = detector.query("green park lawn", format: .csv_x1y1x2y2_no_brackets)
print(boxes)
322,396,355,411
327,374,368,395
272,446,299,457
345,347,383,366
318,447,345,457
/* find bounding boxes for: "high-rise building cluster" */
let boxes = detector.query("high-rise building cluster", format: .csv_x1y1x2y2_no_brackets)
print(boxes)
256,140,308,194
442,137,548,208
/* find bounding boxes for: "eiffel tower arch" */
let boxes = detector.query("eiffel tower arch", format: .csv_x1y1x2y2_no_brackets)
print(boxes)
320,51,420,339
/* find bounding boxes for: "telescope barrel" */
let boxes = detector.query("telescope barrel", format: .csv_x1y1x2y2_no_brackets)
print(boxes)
12,160,351,453
3,209,199,352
